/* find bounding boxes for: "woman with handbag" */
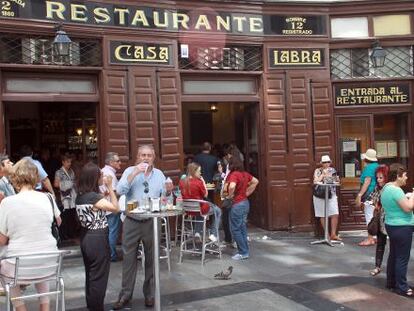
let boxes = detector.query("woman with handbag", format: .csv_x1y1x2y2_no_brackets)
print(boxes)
76,162,119,310
356,148,379,246
54,153,78,240
226,156,259,260
380,163,414,297
367,165,389,276
0,158,61,311
312,155,340,241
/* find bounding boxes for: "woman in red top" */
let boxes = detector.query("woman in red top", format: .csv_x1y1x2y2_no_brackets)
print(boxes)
179,162,222,242
226,156,259,260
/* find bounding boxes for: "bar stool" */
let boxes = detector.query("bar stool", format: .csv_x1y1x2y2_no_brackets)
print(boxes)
137,218,171,271
179,199,221,265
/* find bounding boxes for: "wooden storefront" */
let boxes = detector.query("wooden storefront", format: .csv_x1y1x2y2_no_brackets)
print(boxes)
0,0,413,231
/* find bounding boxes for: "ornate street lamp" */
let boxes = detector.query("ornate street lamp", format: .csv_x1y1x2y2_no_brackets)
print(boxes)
370,40,386,68
53,24,72,57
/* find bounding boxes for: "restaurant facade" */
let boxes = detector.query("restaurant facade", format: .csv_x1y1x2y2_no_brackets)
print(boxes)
0,0,413,231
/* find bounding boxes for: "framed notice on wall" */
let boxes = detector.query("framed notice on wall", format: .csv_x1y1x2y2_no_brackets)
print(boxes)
375,141,388,158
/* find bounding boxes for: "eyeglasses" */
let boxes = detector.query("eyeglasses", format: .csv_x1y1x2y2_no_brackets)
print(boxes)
143,181,149,194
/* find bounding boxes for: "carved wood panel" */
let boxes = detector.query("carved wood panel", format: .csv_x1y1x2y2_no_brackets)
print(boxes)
286,74,314,228
311,82,334,162
338,190,366,230
157,71,183,180
102,70,129,163
263,73,290,229
128,68,158,160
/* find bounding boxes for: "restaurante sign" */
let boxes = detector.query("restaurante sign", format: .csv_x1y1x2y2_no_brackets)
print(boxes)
0,0,327,36
335,83,410,106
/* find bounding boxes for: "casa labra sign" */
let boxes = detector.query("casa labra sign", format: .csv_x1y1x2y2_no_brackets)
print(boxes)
335,83,410,106
110,41,173,66
268,48,324,68
0,0,327,36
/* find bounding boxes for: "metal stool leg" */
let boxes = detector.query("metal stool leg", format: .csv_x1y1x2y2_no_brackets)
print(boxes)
161,217,171,272
201,216,207,266
179,212,186,263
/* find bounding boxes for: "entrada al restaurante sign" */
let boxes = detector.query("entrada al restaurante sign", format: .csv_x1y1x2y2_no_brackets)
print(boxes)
335,83,410,106
0,0,327,36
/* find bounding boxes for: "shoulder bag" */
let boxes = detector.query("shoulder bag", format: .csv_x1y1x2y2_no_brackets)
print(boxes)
47,193,61,246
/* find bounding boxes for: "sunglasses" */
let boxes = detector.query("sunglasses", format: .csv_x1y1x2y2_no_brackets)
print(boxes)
143,181,149,194
322,161,331,164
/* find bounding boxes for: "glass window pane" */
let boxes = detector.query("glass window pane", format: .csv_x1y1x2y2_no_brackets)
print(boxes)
374,15,411,36
331,17,369,38
351,49,369,77
339,118,370,190
374,114,409,169
183,80,256,95
371,46,413,78
5,78,95,93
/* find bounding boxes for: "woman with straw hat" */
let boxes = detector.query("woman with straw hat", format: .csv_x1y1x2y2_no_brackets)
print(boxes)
356,148,379,246
312,155,341,241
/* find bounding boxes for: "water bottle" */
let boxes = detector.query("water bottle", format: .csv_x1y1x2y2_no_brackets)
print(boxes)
175,188,183,209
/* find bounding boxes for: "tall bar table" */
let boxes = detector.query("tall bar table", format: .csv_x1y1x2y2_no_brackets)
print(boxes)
311,182,343,247
128,208,183,311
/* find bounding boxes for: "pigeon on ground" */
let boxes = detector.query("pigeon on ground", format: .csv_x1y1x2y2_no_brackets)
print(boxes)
214,266,233,280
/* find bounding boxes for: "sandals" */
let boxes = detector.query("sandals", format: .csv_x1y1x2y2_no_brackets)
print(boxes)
370,267,381,276
358,239,376,246
330,235,342,241
397,288,414,297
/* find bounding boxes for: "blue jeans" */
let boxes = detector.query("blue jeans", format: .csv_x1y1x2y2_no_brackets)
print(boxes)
194,204,222,237
106,213,121,260
385,224,414,293
230,199,250,256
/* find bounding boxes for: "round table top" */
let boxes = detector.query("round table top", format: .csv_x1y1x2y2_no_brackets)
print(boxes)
127,208,183,219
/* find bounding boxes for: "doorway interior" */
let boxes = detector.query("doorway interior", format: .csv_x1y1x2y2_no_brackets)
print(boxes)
182,101,259,176
5,101,98,164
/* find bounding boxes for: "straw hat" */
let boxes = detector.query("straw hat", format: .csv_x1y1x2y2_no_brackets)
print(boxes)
321,155,331,163
362,148,378,162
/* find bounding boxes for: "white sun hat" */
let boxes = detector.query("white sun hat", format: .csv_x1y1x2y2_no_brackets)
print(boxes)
362,149,378,162
321,155,331,163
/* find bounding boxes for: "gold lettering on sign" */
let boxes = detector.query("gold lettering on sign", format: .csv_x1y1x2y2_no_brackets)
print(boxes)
217,15,230,31
114,43,170,63
131,10,149,27
114,8,129,26
233,16,247,32
70,4,87,22
273,49,322,66
153,11,168,27
94,7,110,23
195,14,212,30
159,47,169,60
250,17,263,32
172,12,190,29
46,1,66,20
336,86,409,105
1,1,15,17
283,16,313,35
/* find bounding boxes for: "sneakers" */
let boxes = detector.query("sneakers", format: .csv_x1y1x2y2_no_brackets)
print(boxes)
194,232,201,240
232,253,249,261
209,234,217,242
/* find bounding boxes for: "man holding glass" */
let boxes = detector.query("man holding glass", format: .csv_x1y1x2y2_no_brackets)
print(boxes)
113,145,172,309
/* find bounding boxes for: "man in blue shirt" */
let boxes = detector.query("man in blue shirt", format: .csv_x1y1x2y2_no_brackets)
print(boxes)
0,153,15,202
193,142,219,183
20,145,55,195
113,145,172,309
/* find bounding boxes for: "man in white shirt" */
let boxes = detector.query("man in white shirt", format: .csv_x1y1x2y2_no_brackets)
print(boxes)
101,152,122,262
